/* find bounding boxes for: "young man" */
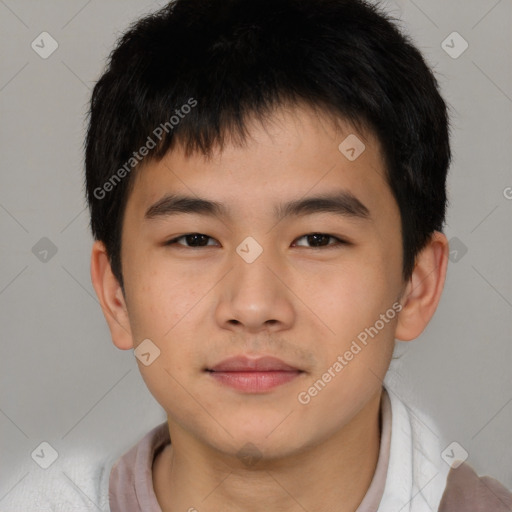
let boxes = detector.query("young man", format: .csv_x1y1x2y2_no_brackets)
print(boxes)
3,0,511,511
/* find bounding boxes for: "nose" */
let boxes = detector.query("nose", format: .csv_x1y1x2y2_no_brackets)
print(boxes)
214,243,295,334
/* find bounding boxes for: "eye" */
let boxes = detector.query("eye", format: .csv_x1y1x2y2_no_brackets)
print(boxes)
164,232,348,249
164,233,219,248
292,233,347,248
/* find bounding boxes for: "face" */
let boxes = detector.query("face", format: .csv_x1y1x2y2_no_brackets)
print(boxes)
117,105,405,460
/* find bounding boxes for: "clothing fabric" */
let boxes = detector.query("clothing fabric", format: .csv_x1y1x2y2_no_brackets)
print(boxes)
108,388,392,511
1,386,511,511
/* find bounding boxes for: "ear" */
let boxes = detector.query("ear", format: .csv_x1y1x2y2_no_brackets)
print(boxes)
395,231,449,341
90,240,134,350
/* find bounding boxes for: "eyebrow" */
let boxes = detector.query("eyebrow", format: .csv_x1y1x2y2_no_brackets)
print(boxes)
144,191,370,222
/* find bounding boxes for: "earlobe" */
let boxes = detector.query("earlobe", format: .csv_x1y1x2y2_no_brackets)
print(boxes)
395,231,449,342
90,240,134,350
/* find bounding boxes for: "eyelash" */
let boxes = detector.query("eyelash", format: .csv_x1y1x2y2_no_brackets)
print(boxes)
164,233,349,249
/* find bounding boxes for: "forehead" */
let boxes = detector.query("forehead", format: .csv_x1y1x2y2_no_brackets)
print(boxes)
125,104,394,224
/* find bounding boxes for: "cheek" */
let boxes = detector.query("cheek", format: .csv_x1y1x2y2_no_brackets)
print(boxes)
137,360,198,429
125,256,205,340
123,284,204,411
129,283,203,415
300,258,399,372
307,259,390,324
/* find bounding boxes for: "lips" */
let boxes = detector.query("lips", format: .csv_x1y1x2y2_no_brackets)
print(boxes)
206,355,303,393
207,355,301,372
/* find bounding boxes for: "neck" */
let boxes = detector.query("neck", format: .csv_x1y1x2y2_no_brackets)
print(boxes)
153,388,383,512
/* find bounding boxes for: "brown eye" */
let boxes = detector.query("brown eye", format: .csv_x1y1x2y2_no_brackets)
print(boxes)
165,233,219,247
293,233,346,248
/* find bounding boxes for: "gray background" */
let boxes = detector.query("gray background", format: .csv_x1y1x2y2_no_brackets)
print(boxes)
1,0,511,503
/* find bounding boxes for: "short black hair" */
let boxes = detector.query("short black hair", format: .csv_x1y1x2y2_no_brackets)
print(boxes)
85,0,451,293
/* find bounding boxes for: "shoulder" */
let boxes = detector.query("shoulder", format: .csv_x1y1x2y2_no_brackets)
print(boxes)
109,421,170,511
384,387,512,511
383,387,450,510
439,461,512,511
1,423,170,512
0,449,115,512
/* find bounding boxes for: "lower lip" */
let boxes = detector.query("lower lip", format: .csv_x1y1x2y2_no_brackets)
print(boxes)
207,370,302,392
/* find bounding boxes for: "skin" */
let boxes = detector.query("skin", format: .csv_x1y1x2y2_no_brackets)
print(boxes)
91,104,449,512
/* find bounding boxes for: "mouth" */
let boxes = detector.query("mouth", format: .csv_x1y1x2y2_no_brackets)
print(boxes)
205,355,304,393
